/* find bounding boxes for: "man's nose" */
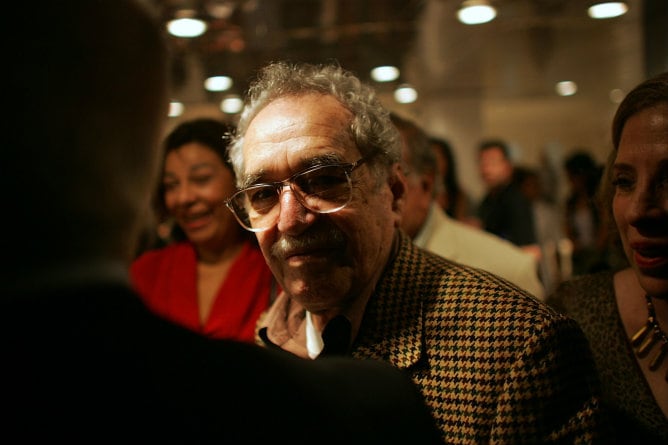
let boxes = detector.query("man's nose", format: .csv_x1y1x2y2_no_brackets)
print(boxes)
275,186,314,234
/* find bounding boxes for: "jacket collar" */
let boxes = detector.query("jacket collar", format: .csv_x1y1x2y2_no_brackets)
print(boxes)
259,230,424,369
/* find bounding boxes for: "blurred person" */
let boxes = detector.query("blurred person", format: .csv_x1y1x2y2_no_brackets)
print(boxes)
0,2,444,443
563,150,608,275
547,71,668,443
226,61,610,443
514,166,567,295
391,113,545,299
131,118,276,343
476,139,541,260
429,136,472,223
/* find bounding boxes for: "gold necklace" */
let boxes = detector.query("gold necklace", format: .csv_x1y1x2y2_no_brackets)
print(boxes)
631,294,668,382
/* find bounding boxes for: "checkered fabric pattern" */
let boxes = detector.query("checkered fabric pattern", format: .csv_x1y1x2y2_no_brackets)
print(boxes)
352,231,609,444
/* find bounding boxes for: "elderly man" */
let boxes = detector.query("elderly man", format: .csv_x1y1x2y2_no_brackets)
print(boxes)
226,61,611,443
390,112,545,300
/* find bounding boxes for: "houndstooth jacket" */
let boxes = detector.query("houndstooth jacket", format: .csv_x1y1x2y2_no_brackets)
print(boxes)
259,231,610,444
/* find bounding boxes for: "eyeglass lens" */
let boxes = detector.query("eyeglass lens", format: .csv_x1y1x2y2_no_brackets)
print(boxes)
228,163,354,231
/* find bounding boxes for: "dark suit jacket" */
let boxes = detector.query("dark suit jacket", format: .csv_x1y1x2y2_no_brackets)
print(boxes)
1,283,441,444
478,182,537,246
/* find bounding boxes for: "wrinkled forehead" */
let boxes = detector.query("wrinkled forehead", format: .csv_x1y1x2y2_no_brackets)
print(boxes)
239,94,358,184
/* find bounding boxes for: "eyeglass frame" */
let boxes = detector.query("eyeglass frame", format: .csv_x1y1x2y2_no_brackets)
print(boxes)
225,155,371,232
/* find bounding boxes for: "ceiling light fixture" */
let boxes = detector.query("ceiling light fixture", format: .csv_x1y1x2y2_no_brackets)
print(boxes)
370,65,400,82
457,0,497,25
168,101,184,117
167,9,207,38
587,2,628,19
555,81,578,96
609,88,625,103
204,75,233,92
221,95,244,114
394,84,418,104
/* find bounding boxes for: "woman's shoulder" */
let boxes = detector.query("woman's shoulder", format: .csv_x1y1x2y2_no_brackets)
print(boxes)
546,270,614,315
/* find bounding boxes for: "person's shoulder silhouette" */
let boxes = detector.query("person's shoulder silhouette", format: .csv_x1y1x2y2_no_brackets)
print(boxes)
1,1,441,443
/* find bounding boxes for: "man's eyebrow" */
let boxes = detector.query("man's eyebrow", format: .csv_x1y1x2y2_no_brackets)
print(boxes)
302,153,343,168
239,170,264,189
239,153,345,188
611,162,633,173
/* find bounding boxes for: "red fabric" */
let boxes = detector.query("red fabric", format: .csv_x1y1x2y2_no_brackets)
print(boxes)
130,241,274,343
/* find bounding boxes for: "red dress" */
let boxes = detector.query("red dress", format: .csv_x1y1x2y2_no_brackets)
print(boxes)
130,241,275,343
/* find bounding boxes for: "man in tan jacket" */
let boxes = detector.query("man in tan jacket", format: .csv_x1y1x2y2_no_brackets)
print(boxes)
390,113,545,300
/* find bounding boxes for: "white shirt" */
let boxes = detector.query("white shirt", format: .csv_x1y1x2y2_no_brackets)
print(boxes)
414,204,545,300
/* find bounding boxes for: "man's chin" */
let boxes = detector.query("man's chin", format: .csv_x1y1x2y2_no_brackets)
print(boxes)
283,273,350,305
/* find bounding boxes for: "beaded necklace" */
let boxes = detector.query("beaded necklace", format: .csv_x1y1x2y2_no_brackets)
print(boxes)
631,294,668,382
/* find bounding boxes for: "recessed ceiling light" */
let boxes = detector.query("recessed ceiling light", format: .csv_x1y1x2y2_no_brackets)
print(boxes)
221,96,244,114
167,10,207,38
555,81,578,96
371,66,400,82
168,101,184,117
457,0,497,25
609,88,625,103
394,84,418,104
587,2,628,19
204,76,233,92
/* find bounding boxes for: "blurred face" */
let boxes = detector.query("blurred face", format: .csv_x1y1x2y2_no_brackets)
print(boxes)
400,134,434,238
431,142,449,210
479,146,512,189
432,143,448,180
520,174,541,201
163,143,241,250
612,103,668,298
239,93,404,313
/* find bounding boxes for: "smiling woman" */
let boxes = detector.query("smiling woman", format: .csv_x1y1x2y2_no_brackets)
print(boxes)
130,118,277,342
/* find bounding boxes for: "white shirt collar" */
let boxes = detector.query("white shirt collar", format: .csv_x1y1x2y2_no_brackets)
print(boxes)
413,203,438,248
305,310,324,359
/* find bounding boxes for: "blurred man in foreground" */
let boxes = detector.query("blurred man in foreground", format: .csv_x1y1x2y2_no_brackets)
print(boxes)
0,2,441,443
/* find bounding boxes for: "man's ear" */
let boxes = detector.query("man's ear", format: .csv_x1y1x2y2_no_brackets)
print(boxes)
389,162,406,224
421,171,435,194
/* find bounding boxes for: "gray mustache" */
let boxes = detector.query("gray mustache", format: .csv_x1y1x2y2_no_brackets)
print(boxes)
271,227,345,257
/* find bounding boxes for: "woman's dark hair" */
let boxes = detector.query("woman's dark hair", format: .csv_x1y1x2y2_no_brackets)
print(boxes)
564,150,602,198
430,137,464,218
154,118,236,242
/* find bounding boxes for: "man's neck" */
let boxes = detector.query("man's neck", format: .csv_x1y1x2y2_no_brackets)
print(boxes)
308,230,402,346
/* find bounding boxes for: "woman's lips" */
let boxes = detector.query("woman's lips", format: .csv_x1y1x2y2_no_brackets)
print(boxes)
181,212,212,231
631,242,668,270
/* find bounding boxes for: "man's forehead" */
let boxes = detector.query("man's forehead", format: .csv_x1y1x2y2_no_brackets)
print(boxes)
240,93,357,170
249,94,351,130
243,96,354,151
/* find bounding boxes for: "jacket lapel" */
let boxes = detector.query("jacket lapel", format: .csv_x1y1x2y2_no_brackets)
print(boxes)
353,232,424,369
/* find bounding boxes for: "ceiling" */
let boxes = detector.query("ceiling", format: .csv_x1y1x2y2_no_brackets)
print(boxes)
150,0,666,200
152,0,423,100
150,0,658,105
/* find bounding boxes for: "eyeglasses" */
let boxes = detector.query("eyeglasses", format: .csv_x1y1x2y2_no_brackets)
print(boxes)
225,157,369,232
